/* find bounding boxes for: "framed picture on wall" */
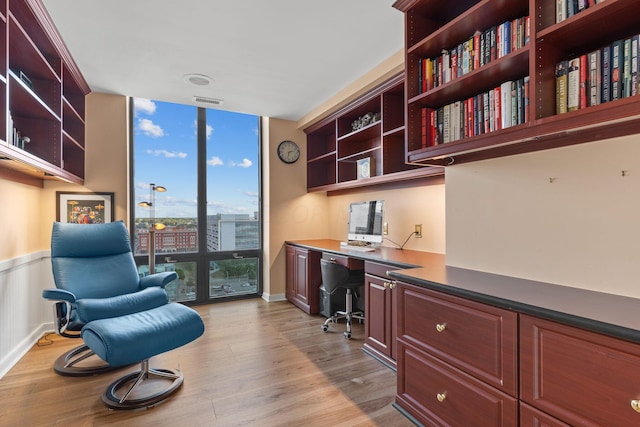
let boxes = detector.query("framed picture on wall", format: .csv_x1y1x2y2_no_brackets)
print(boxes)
56,191,114,224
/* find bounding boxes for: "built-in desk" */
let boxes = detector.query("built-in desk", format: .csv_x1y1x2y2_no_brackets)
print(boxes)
286,239,640,426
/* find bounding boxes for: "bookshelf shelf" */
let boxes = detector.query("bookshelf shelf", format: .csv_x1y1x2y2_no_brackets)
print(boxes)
395,0,640,165
1,0,88,185
304,73,443,193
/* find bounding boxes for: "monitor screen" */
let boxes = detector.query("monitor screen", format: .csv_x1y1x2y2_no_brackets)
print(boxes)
348,200,384,244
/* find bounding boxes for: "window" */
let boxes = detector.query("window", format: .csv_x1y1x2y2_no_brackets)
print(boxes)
131,98,261,303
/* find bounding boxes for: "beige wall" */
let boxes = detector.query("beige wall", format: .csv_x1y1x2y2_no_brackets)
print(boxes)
446,133,640,298
0,179,45,259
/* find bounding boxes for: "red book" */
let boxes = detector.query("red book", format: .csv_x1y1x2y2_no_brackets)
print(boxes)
579,54,588,109
473,32,481,70
466,98,474,137
494,85,502,130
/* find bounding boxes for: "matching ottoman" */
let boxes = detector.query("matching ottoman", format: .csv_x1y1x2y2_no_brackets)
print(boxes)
81,303,205,409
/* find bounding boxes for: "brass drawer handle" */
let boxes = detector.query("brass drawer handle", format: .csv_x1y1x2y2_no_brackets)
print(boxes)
389,282,396,289
436,323,446,333
436,392,447,402
631,400,640,413
383,281,392,289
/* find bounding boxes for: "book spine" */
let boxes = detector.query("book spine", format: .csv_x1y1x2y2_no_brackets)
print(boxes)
588,49,601,106
524,76,530,123
623,38,631,98
494,85,502,131
579,54,588,109
567,57,580,111
556,0,567,23
632,35,639,97
501,81,512,128
611,39,622,100
556,60,568,114
602,45,611,103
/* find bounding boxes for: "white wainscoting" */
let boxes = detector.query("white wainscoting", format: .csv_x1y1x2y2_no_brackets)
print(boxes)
0,251,54,378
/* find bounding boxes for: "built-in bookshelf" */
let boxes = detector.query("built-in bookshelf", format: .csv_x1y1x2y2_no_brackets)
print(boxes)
1,0,88,185
394,0,640,165
304,73,443,193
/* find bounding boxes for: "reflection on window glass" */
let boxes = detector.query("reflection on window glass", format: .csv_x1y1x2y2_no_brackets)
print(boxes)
138,262,196,303
209,258,258,298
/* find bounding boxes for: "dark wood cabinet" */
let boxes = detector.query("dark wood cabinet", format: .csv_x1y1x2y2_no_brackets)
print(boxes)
520,402,572,427
2,0,88,184
285,244,321,314
393,0,640,165
363,261,398,369
304,73,443,193
395,280,518,427
520,314,640,426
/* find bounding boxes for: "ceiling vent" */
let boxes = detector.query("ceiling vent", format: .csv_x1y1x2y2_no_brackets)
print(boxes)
183,73,214,86
193,96,224,106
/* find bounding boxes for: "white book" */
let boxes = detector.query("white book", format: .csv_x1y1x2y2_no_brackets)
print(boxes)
567,57,580,111
501,81,512,128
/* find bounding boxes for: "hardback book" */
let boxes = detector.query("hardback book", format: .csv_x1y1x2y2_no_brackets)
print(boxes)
494,85,502,131
524,76,530,123
632,36,639,97
579,54,588,109
501,81,513,128
611,39,622,100
451,101,461,142
602,45,611,103
623,38,631,98
556,60,568,114
443,104,450,143
556,0,567,23
567,57,580,111
356,157,372,180
587,50,602,106
577,0,588,11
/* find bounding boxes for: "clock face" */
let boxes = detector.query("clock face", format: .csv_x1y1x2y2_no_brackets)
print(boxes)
277,140,300,164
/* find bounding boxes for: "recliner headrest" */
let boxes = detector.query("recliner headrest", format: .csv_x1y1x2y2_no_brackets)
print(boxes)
51,221,132,258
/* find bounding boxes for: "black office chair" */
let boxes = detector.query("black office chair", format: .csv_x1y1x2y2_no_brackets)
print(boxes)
319,258,365,339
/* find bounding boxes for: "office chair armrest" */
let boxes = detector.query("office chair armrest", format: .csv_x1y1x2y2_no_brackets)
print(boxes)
42,288,76,303
139,271,178,289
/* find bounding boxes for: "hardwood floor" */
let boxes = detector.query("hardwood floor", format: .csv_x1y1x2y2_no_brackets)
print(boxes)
0,299,414,426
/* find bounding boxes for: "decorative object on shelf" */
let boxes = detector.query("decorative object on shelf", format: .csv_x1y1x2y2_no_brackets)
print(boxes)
138,184,167,274
351,112,381,132
356,157,372,179
18,70,34,90
277,140,300,164
57,191,114,224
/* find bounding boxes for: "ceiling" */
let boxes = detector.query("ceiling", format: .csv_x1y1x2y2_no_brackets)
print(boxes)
41,0,404,121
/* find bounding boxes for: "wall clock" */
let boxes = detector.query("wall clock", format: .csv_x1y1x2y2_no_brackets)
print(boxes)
277,140,300,164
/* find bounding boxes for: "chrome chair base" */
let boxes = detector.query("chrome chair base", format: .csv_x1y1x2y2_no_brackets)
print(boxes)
54,344,121,377
102,359,184,410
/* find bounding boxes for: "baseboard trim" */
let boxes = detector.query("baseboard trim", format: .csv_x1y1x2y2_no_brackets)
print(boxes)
0,322,53,379
261,292,286,302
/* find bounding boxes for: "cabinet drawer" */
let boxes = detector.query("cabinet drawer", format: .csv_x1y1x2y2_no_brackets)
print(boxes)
397,282,517,395
520,315,640,426
365,260,396,277
322,252,364,270
396,341,517,427
520,402,571,427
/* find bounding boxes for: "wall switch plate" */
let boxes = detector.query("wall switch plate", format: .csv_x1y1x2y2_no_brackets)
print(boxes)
415,224,422,238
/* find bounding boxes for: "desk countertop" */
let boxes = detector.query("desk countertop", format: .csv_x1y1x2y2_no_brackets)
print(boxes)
286,239,640,345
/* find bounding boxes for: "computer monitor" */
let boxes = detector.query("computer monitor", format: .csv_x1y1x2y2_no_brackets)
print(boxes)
347,200,384,244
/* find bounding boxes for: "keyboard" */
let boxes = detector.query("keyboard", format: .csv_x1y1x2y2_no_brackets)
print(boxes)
343,245,375,252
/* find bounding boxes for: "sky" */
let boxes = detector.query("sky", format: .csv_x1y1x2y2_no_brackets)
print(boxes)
133,98,259,219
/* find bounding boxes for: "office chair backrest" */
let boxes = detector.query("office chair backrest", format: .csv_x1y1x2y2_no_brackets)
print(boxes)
51,221,142,299
320,258,352,295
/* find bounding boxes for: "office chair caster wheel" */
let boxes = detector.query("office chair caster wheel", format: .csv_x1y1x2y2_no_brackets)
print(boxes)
344,331,351,339
321,324,329,332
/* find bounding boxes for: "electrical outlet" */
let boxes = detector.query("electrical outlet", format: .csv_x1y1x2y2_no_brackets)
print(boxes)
383,222,389,235
415,224,422,238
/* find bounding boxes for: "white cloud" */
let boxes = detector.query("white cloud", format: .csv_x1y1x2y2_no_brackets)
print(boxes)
208,156,223,166
230,158,252,168
244,191,258,197
138,118,164,137
134,98,156,115
146,149,187,158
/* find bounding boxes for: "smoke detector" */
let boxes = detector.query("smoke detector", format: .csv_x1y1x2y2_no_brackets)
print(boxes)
193,96,224,106
183,73,214,86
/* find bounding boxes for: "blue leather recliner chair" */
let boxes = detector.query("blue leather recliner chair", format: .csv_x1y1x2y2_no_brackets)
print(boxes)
43,221,205,409
42,221,177,375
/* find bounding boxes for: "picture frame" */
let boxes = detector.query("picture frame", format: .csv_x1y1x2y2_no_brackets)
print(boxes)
56,191,114,224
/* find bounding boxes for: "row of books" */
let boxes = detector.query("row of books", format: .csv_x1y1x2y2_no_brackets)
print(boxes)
556,0,606,24
7,112,29,150
417,15,529,94
420,77,530,148
556,36,640,114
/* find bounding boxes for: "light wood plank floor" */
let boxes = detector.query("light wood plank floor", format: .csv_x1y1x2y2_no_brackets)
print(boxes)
0,299,415,426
